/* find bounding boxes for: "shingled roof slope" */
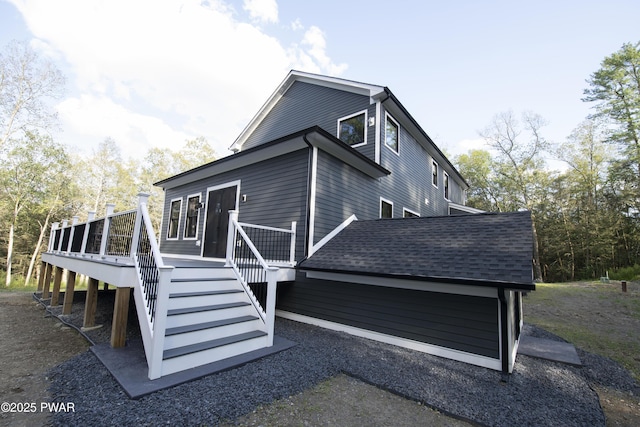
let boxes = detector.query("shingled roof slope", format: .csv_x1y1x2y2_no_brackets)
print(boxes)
299,211,534,289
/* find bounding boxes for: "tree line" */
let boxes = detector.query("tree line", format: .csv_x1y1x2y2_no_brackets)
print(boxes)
1,40,639,285
455,42,640,282
0,41,216,286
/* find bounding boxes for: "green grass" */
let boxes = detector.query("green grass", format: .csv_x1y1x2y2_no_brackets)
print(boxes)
525,281,640,380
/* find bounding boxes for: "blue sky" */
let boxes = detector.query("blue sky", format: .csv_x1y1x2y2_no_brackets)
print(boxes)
2,0,639,166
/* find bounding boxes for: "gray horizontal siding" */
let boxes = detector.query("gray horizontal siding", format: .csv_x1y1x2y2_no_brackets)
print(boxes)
313,150,380,245
379,107,465,217
277,275,500,358
243,81,376,161
159,149,310,260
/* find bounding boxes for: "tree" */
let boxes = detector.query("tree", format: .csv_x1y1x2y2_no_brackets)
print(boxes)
583,41,640,212
479,110,549,281
139,137,217,230
455,149,501,211
0,132,72,286
0,40,65,148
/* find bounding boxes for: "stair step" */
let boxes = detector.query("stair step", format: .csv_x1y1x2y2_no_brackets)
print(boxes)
169,289,243,298
163,330,267,360
167,301,251,316
165,315,259,336
171,277,235,283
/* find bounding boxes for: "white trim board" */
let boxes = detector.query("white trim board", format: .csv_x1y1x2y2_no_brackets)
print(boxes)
303,270,498,298
276,310,502,372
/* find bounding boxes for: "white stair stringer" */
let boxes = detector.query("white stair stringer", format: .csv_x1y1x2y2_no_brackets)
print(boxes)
158,265,268,377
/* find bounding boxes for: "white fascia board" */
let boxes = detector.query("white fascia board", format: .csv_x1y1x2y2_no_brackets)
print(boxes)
304,270,498,298
230,70,385,152
449,202,485,214
42,253,137,287
162,135,308,190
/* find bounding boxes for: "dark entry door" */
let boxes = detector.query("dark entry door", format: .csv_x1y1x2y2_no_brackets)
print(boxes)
203,186,237,258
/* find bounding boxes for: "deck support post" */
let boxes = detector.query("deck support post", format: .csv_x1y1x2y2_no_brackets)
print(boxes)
37,261,47,292
110,287,131,348
51,266,63,306
42,263,53,299
62,271,76,315
83,278,99,328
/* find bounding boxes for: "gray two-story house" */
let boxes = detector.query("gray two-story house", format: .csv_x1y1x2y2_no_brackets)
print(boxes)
152,71,534,374
42,71,533,381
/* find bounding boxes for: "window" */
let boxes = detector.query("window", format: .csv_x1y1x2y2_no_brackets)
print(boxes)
338,111,367,146
167,198,182,239
432,160,438,187
403,208,419,218
385,114,399,153
184,194,201,239
380,198,393,219
444,172,450,200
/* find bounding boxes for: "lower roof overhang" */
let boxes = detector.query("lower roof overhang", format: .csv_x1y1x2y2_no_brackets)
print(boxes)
155,126,390,190
298,266,536,293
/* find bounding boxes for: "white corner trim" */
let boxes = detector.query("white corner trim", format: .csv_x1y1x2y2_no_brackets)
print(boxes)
310,214,358,256
375,100,381,164
276,310,502,371
307,147,318,256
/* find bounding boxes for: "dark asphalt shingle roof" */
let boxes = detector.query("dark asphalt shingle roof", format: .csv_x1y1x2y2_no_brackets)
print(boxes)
299,211,535,289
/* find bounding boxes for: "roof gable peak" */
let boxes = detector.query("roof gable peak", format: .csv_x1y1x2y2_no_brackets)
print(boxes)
230,70,386,152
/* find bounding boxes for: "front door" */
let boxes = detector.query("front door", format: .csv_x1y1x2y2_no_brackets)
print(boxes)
203,185,238,258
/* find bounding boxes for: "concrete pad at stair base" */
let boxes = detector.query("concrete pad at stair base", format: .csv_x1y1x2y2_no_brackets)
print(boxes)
90,336,296,399
518,335,582,366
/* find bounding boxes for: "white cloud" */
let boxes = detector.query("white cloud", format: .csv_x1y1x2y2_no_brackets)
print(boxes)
57,95,192,159
288,26,348,75
9,0,347,160
243,0,278,24
290,18,303,31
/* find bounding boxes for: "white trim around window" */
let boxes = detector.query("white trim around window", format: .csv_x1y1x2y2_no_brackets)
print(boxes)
167,197,183,240
183,193,202,240
403,207,420,218
432,159,439,188
384,112,400,155
380,197,393,219
444,172,450,201
337,109,368,148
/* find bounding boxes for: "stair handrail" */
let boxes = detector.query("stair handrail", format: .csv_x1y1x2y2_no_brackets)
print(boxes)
131,193,173,380
226,210,280,346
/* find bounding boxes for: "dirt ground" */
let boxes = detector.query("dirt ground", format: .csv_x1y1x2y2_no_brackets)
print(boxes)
0,292,89,427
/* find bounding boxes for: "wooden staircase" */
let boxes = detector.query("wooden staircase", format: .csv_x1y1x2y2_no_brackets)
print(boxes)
160,265,268,377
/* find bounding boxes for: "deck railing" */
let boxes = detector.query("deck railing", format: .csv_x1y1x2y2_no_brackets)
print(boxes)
46,194,172,379
131,195,173,380
225,210,296,346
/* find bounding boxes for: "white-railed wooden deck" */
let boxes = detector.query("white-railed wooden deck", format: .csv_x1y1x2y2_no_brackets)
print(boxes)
39,194,296,379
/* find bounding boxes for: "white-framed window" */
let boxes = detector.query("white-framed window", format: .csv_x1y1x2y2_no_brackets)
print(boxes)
167,197,183,240
444,172,450,200
432,160,438,187
337,110,367,147
403,208,420,218
385,112,399,154
380,197,393,219
183,193,201,239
